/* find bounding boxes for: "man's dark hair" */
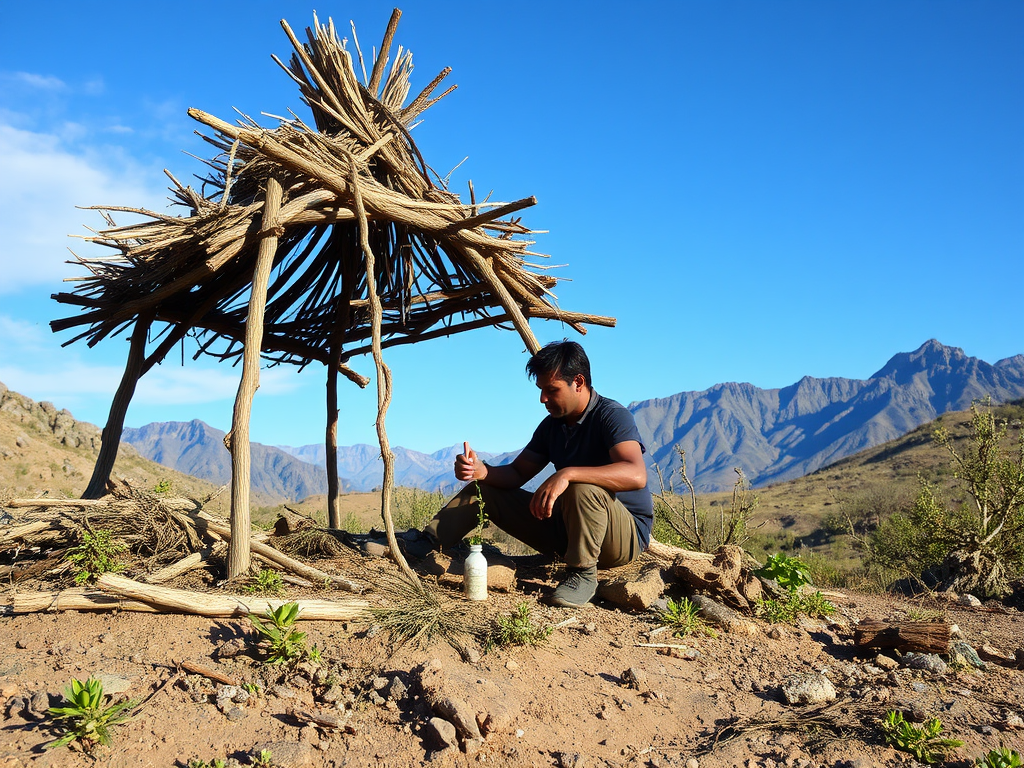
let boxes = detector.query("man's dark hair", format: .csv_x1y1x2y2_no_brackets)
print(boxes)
526,340,592,388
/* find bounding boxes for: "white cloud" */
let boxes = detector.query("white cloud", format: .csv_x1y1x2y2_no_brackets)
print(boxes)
0,122,168,294
10,72,66,91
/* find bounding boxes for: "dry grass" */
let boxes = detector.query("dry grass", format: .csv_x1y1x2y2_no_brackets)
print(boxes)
371,576,488,656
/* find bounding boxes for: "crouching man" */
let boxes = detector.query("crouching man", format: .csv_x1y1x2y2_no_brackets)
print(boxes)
423,340,653,607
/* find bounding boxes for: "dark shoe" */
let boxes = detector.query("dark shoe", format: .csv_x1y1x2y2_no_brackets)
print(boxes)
550,566,598,607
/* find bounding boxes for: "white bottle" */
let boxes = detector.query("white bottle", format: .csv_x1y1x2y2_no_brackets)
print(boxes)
464,543,488,601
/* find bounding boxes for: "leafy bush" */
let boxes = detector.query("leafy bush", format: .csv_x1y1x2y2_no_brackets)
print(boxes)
45,677,139,751
66,529,127,585
248,602,311,664
976,748,1023,768
659,597,716,638
244,568,285,596
871,399,1024,597
755,590,836,624
880,710,962,764
755,553,811,590
489,602,552,648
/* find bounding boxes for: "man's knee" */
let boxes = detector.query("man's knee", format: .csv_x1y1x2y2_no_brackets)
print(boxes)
560,483,613,516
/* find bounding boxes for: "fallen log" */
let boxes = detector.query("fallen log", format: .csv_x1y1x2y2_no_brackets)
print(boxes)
853,618,951,654
645,538,714,567
0,520,55,543
12,588,161,614
97,573,368,620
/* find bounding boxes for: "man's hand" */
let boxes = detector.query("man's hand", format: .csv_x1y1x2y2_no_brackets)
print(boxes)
529,469,570,519
455,441,487,482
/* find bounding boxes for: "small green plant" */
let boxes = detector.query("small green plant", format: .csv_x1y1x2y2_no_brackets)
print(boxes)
489,602,552,649
659,597,716,638
45,677,140,752
470,480,489,544
755,590,836,623
756,552,811,591
976,748,1023,768
241,681,262,696
253,749,275,767
187,759,227,768
153,479,172,494
880,710,963,764
248,602,309,664
244,568,285,596
66,529,127,585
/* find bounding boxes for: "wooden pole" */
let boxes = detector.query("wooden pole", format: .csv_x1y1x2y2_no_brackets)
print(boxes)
326,342,342,528
227,176,283,579
83,312,154,499
348,158,419,585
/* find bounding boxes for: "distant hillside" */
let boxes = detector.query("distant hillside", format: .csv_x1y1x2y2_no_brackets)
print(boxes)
0,381,223,509
631,339,1024,491
121,420,332,505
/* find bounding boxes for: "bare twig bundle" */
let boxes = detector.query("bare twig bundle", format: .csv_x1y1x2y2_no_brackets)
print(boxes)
372,576,487,652
273,528,348,559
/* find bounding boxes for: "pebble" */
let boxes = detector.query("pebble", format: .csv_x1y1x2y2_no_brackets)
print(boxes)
903,652,948,675
425,717,458,750
873,654,899,671
385,676,408,702
685,760,699,768
270,685,297,699
781,673,836,705
958,593,982,608
505,660,519,671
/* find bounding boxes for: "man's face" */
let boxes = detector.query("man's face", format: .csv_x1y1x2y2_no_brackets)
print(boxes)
536,370,588,420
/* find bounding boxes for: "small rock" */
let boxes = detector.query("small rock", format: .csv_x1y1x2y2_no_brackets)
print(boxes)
903,652,947,675
767,626,786,640
214,637,248,659
621,667,648,691
385,677,408,702
904,701,929,722
1000,712,1024,730
4,696,27,720
364,624,382,639
420,551,451,576
505,660,519,672
977,643,1010,662
425,716,458,750
685,760,699,768
362,541,389,558
949,640,986,669
225,706,246,722
270,685,297,699
958,593,982,608
98,632,114,644
597,564,666,611
369,691,385,706
26,691,51,719
487,559,517,592
874,654,899,671
583,623,598,635
911,682,928,693
93,674,131,695
463,646,482,664
464,737,485,756
251,741,313,767
691,595,759,636
433,696,481,739
659,647,700,660
15,435,29,448
14,638,29,650
557,752,585,768
318,684,343,704
781,673,836,705
371,676,389,691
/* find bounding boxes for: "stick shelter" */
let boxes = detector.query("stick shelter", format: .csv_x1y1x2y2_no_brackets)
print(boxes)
52,10,615,579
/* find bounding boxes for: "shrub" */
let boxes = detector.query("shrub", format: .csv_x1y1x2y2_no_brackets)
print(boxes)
392,487,448,531
45,677,139,752
755,590,835,624
659,597,716,638
66,529,127,585
248,602,311,664
489,602,551,648
880,710,962,764
652,447,758,552
755,553,811,591
976,748,1023,768
244,568,285,596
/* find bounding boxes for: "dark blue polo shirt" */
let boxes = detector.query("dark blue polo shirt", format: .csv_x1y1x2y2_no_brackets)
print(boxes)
524,390,654,550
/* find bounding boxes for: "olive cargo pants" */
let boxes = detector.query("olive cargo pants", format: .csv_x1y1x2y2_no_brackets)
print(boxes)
424,482,639,570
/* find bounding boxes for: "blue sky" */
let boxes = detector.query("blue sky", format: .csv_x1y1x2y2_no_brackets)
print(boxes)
0,0,1021,456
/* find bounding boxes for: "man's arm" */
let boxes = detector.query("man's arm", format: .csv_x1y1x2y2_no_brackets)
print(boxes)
456,442,547,489
529,440,647,519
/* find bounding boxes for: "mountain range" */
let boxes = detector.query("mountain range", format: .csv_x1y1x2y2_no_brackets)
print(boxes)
120,340,1024,500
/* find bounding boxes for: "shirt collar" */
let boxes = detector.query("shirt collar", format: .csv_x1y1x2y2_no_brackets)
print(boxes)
565,388,600,430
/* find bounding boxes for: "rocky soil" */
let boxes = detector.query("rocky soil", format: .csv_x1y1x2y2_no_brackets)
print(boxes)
1,550,1023,768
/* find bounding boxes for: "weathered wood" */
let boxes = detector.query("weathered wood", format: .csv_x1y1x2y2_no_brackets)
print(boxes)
142,551,209,584
12,588,161,614
178,660,238,686
349,158,419,586
228,175,283,579
645,538,716,566
853,618,952,654
83,312,153,498
0,520,53,543
196,512,363,593
97,573,369,619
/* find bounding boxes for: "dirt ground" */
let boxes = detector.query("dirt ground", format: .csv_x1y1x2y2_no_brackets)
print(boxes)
1,550,1023,768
